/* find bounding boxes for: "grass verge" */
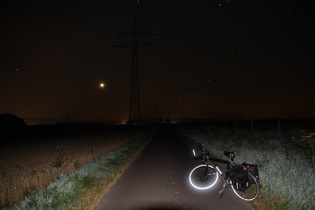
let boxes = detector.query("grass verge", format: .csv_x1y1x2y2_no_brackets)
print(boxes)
177,126,315,210
72,138,151,209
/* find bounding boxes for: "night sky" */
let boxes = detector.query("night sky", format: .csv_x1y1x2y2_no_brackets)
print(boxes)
1,0,314,124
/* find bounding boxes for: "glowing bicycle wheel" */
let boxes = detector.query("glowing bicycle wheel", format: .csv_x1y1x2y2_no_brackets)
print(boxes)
189,164,219,190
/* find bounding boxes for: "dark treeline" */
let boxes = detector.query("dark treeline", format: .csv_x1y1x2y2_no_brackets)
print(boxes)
0,113,157,146
1,113,314,146
0,113,26,129
174,118,315,134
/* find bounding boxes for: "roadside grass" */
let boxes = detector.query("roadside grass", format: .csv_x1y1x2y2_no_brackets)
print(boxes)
1,131,154,210
178,125,315,210
71,138,151,210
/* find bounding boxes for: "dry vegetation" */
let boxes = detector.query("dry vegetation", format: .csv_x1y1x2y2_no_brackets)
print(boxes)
0,131,134,207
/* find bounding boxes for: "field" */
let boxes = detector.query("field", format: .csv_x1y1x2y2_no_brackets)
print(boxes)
0,124,147,208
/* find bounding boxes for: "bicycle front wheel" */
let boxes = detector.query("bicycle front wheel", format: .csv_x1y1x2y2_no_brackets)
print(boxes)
189,164,219,190
230,172,260,201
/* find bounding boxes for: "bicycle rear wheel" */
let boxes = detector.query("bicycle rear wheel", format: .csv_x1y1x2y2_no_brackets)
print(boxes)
189,164,219,190
230,172,260,201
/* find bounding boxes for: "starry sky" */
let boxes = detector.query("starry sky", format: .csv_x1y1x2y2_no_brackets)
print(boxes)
1,0,314,123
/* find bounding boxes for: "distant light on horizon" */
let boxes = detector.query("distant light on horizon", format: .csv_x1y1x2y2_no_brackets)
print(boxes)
99,83,105,89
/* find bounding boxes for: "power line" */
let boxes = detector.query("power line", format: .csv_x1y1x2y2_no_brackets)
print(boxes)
113,15,157,125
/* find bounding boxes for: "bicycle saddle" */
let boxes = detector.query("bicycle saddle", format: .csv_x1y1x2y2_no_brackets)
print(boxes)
224,151,236,159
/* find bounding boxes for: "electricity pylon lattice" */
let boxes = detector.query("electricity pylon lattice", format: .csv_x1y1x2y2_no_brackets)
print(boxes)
113,15,157,125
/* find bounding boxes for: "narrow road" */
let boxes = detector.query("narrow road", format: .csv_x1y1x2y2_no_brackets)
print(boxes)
94,126,254,210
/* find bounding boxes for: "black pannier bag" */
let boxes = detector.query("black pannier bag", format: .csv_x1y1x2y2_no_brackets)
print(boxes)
229,164,249,191
242,162,260,184
192,143,203,159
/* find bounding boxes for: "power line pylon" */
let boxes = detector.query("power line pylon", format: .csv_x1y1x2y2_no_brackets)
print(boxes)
113,15,157,125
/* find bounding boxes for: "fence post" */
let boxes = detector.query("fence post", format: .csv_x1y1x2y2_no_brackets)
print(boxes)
277,119,281,136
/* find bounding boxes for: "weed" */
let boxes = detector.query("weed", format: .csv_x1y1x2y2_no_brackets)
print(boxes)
30,170,36,176
90,148,94,159
51,145,67,169
287,129,315,173
74,161,80,170
299,132,315,172
22,186,36,198
0,200,11,209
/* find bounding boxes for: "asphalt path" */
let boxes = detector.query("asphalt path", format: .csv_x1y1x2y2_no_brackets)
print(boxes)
94,126,254,210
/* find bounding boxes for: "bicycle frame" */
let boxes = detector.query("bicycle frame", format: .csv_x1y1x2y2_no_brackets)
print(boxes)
202,151,233,177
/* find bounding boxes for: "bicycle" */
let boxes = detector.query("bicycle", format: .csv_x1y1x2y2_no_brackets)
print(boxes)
189,143,261,201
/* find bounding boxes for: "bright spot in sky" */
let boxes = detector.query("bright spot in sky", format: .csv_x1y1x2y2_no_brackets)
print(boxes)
99,83,105,89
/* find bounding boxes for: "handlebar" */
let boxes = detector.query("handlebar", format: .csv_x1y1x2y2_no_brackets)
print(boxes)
197,143,235,164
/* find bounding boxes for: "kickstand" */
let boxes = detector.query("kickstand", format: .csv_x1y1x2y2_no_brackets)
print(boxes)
219,182,227,198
